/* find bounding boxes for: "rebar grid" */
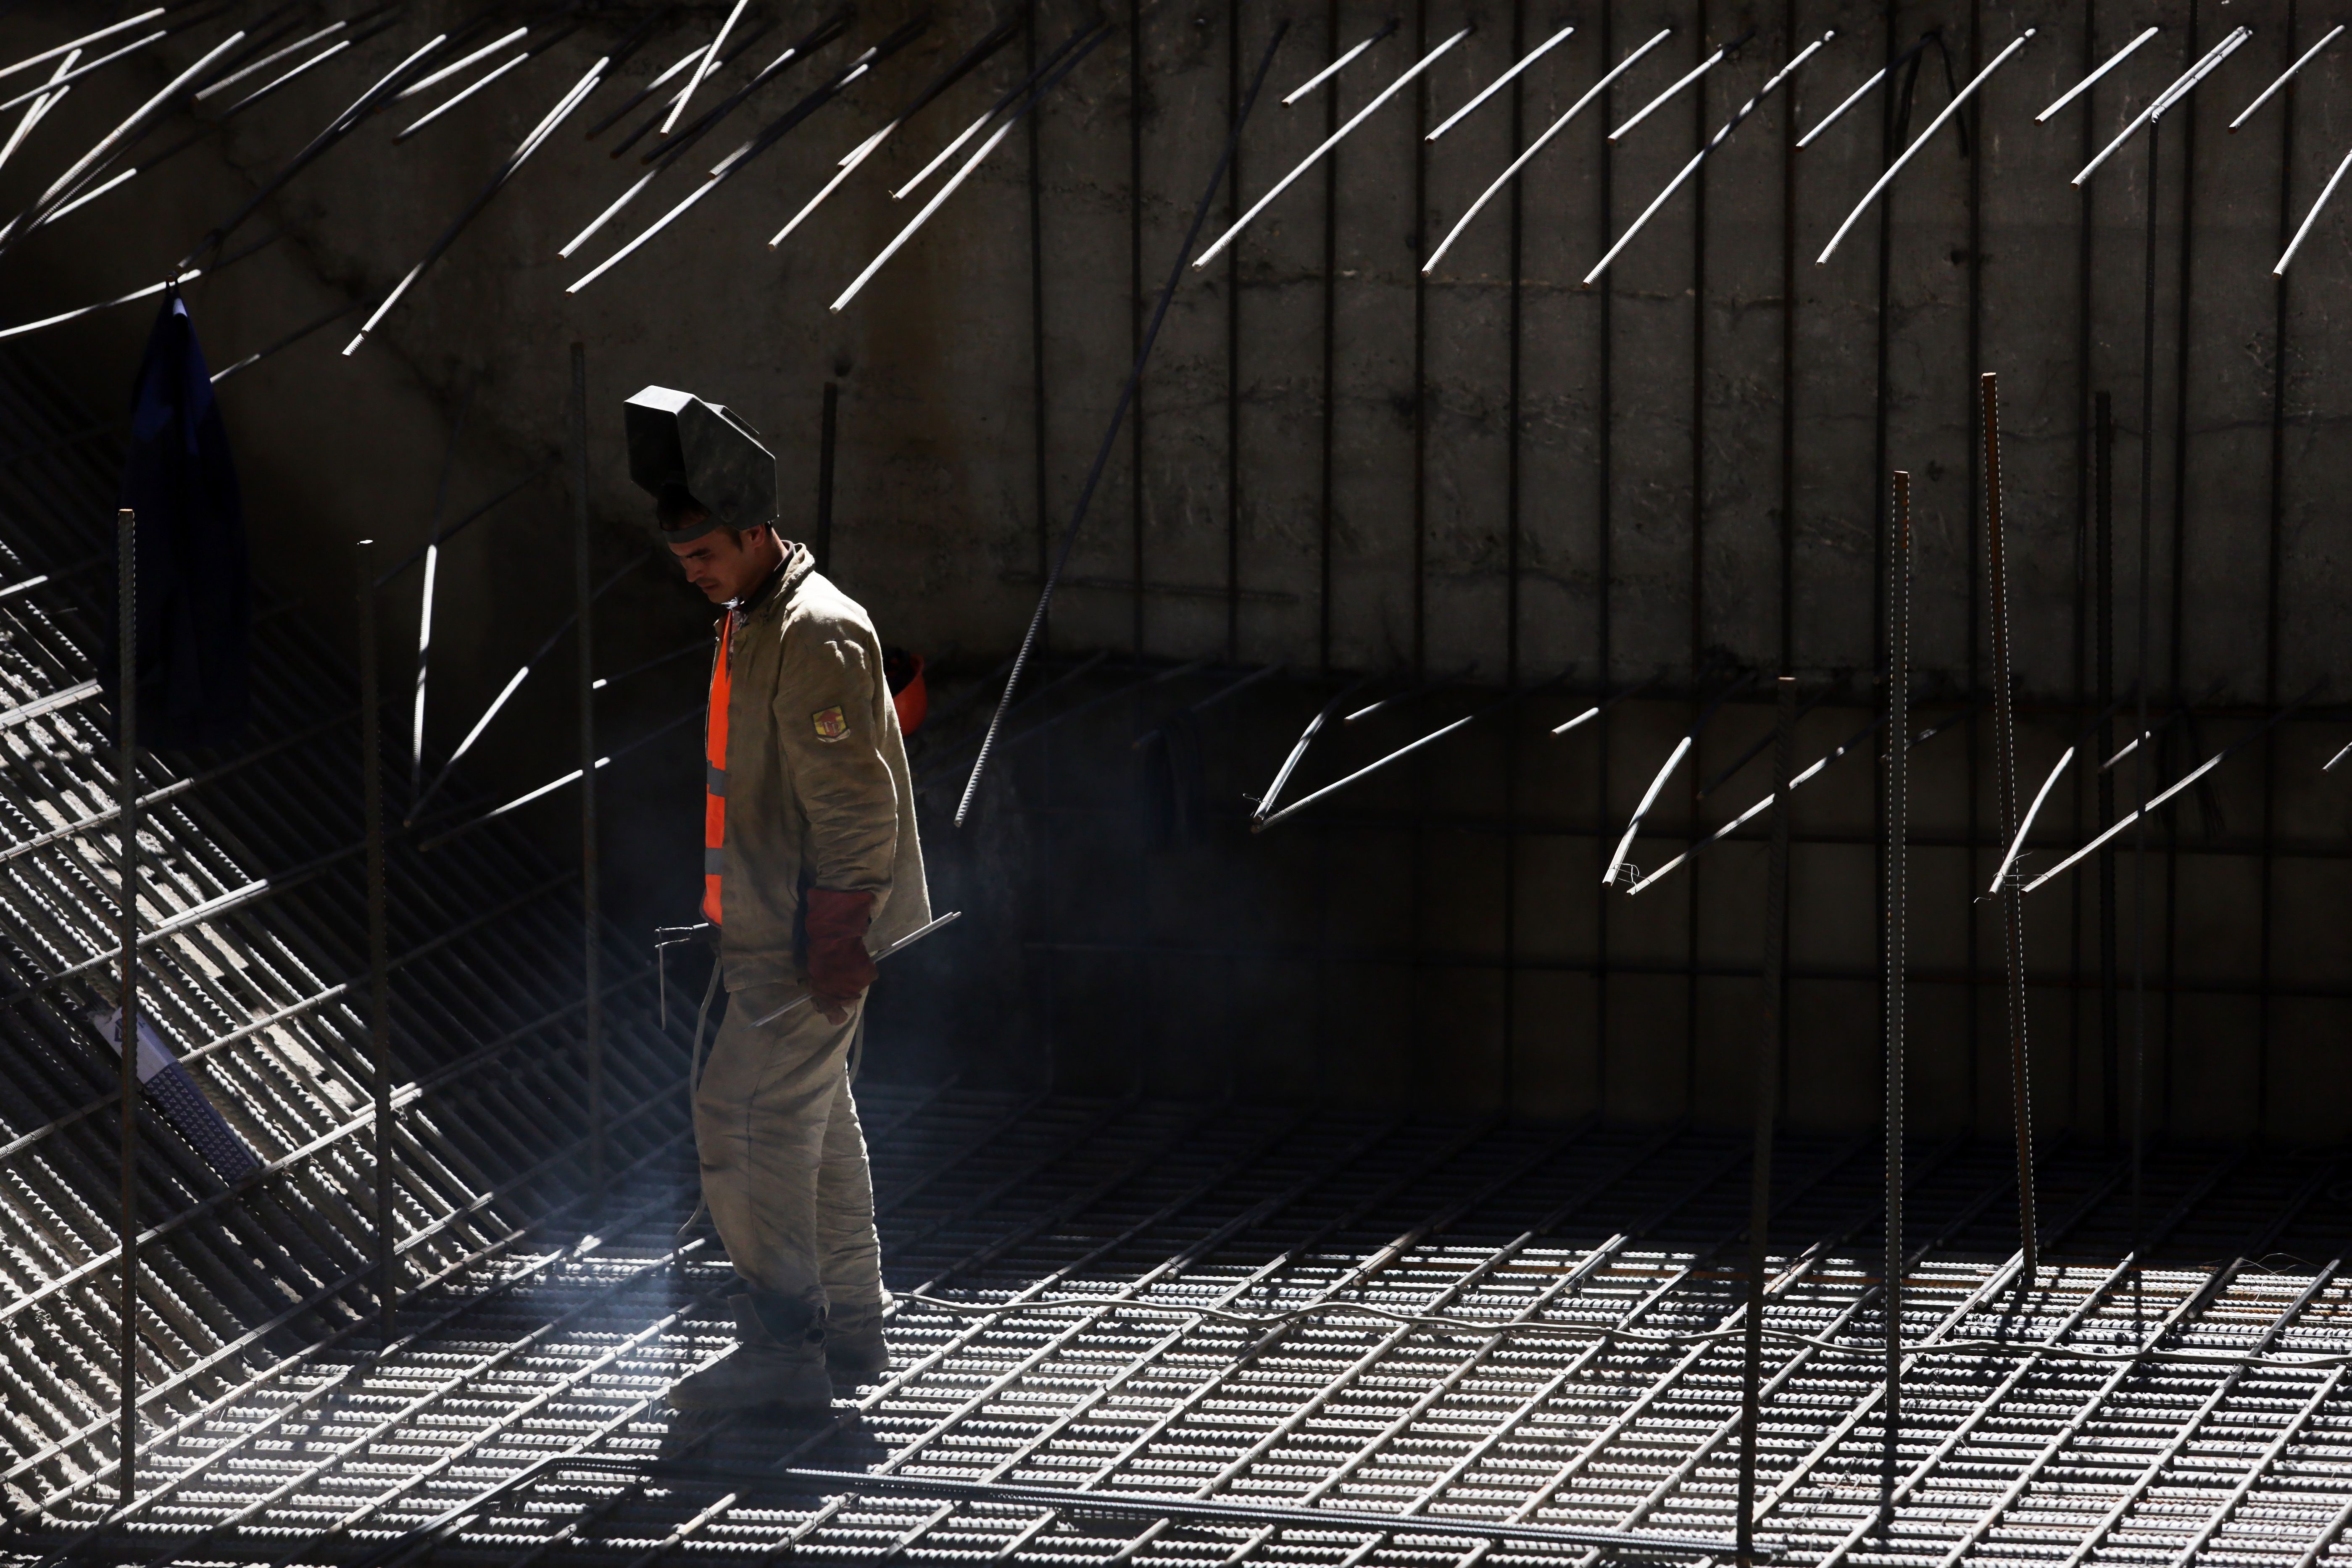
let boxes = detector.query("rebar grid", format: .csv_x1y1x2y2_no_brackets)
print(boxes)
0,1102,2336,1567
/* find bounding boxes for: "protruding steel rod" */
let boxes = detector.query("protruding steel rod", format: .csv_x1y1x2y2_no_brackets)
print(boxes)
194,20,345,103
1984,373,2035,1281
346,58,606,353
0,11,162,87
395,53,529,143
1736,672,1794,1568
394,26,526,103
1423,29,1669,274
1603,670,1755,886
570,344,603,1218
892,20,1114,204
1796,32,1933,149
1986,691,2131,897
835,28,1113,309
1191,26,1465,272
2025,689,2321,893
664,0,747,134
412,390,471,804
1281,19,1395,107
1254,672,1565,832
2036,26,2155,124
953,23,1289,826
1881,471,1910,1523
1251,675,1372,823
1818,31,2034,264
2233,24,2342,131
356,535,392,1352
1427,21,1571,140
114,506,139,1504
1550,669,1664,739
11,26,245,239
1608,28,1749,142
2275,137,2352,274
1585,32,1832,286
769,16,1022,246
0,29,163,114
570,18,935,294
0,50,76,176
2074,27,2250,187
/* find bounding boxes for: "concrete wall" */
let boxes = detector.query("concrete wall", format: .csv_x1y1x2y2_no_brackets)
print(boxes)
3,0,2349,1137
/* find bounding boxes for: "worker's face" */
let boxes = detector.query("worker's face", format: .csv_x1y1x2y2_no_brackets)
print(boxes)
668,521,781,603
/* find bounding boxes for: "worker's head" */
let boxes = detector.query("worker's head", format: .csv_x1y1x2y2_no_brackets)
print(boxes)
662,484,783,603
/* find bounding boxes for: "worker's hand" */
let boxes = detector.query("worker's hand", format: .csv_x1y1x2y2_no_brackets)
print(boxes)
804,888,878,1025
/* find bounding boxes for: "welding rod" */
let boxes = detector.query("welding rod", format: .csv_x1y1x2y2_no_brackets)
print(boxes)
344,59,607,354
1282,19,1396,107
1795,31,1933,149
834,25,1112,311
745,911,965,1027
2036,26,2155,123
2075,27,2251,186
2025,687,2322,894
569,18,935,293
1609,26,1750,141
893,20,1105,202
769,16,1022,246
1427,21,1572,140
1193,25,1466,271
1818,30,2033,264
955,25,1288,826
2233,25,2342,131
1424,29,1669,273
1586,33,1832,286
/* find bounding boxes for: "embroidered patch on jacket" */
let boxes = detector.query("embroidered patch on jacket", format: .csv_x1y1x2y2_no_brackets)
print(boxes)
811,705,851,743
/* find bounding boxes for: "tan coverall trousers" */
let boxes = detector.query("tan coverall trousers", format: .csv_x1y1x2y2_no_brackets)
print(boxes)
693,979,888,1329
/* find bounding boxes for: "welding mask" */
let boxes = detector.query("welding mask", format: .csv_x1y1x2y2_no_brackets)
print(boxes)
624,385,779,544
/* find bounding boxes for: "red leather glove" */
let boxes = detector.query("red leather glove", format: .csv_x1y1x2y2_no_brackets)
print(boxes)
803,888,877,1023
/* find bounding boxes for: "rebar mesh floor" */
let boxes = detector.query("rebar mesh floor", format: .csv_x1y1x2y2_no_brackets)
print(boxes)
5,1094,2344,1565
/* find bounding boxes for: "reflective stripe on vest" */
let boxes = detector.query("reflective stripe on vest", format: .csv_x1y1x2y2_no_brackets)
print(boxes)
703,617,731,923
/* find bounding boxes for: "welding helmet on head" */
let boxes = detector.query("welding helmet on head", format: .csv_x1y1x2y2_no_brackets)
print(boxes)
624,385,778,543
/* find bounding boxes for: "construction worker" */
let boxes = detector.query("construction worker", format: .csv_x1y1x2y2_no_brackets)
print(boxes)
624,386,929,1417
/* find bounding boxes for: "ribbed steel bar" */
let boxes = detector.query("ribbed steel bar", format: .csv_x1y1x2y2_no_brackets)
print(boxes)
111,504,135,1505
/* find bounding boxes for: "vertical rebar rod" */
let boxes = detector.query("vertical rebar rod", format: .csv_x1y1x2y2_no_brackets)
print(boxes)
358,534,392,1350
1592,0,1614,1115
1983,372,2034,1280
570,342,602,1218
2133,115,2157,1269
114,505,137,1504
2095,391,2117,1147
1317,0,1336,676
1882,470,1910,1523
1223,0,1243,665
816,379,838,576
2258,5,2297,1136
1737,672,1794,1567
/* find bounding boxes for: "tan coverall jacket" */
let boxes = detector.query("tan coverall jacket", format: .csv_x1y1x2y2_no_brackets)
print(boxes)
710,542,929,992
695,543,927,1331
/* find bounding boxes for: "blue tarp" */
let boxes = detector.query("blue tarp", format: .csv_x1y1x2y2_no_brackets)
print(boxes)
109,289,248,750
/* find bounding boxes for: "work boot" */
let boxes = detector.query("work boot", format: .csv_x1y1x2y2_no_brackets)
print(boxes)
826,1305,889,1387
668,1294,833,1417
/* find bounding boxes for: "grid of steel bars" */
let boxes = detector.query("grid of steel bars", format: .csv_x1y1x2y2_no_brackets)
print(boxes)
5,1091,2344,1565
0,344,691,1529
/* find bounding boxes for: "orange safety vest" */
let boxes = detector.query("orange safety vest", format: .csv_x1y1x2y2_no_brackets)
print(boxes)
703,616,731,923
